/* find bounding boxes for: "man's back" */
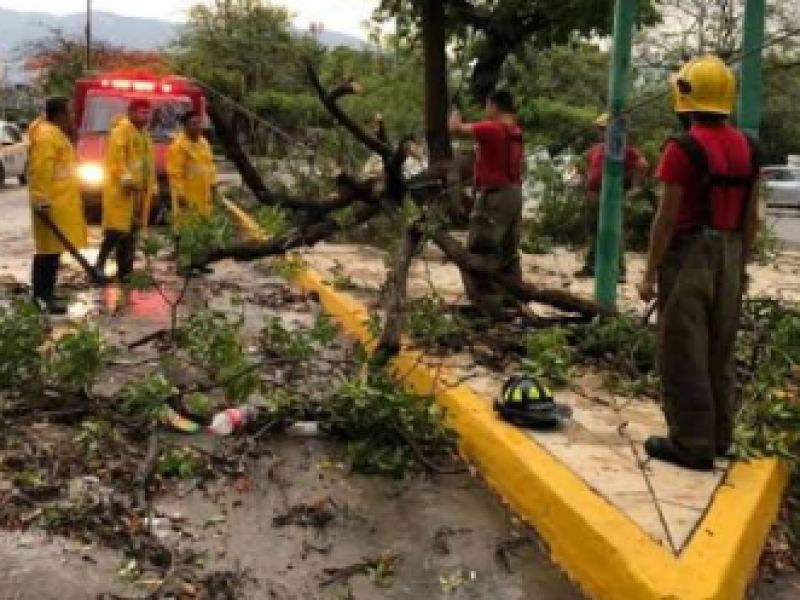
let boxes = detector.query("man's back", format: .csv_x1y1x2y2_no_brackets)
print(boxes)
657,123,755,232
472,121,524,189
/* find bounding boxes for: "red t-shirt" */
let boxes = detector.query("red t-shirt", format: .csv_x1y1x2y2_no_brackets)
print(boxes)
472,121,524,189
586,143,647,192
657,124,755,232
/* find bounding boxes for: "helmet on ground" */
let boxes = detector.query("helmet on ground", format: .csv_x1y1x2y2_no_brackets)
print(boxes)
594,113,609,128
495,374,572,430
674,55,736,116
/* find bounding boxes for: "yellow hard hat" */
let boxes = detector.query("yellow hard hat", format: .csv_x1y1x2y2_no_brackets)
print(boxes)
674,55,736,116
594,113,609,127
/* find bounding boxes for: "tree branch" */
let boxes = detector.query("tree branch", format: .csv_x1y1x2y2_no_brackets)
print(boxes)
446,0,491,28
202,202,382,264
304,61,393,160
429,231,616,318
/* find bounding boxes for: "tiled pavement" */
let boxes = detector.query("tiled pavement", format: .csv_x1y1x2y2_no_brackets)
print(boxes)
298,242,800,554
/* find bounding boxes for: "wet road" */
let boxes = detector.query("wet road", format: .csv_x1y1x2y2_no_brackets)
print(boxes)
0,179,586,600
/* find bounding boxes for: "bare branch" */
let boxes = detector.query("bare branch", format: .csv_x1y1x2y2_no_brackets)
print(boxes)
304,60,393,160
201,202,382,264
429,232,616,318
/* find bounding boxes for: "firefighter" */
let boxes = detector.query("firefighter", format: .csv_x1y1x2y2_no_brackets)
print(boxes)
167,110,217,224
576,113,649,280
638,56,762,470
28,97,88,314
167,110,217,275
95,98,157,281
449,89,525,318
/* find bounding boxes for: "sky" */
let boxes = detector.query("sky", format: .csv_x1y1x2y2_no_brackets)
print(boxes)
0,0,378,37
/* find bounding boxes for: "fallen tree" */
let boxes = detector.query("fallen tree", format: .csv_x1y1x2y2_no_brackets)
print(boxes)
200,1,616,357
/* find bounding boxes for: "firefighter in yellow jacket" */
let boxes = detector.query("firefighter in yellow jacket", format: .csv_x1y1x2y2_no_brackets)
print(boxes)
167,110,216,222
167,110,217,275
29,97,88,314
95,99,157,281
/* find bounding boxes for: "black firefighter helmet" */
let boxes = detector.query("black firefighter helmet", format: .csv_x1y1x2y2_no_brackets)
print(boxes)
495,374,572,430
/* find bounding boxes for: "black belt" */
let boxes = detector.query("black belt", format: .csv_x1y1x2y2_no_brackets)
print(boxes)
673,228,742,245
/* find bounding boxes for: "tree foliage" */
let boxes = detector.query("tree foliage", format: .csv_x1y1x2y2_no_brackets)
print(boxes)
170,0,325,128
375,0,656,103
20,28,168,96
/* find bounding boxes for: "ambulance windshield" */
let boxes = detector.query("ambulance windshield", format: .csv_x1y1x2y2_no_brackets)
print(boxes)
82,95,191,141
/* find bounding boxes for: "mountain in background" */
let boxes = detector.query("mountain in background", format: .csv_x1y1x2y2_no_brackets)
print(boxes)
0,7,365,82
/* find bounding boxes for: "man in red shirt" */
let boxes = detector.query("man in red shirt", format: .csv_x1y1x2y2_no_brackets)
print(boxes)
576,113,649,279
638,56,761,470
450,90,525,317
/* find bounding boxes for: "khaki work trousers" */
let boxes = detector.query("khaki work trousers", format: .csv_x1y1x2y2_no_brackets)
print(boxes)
658,232,745,457
461,186,523,317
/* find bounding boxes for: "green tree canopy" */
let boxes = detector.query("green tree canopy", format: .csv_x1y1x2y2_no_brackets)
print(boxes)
374,0,657,103
170,0,324,126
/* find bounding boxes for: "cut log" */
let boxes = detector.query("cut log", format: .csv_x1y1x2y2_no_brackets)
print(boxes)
430,231,616,318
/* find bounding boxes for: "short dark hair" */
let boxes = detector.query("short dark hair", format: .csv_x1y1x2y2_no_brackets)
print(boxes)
181,110,201,126
691,111,728,125
45,96,70,121
488,89,515,113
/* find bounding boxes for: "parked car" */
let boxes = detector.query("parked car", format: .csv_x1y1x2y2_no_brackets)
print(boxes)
0,120,29,186
763,165,800,209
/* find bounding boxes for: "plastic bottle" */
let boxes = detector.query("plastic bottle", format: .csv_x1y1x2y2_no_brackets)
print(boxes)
286,421,321,437
207,405,259,436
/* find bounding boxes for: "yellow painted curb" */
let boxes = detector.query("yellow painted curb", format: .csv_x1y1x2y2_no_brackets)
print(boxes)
291,268,789,600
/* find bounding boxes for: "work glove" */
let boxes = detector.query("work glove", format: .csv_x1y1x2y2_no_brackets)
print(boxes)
121,174,141,193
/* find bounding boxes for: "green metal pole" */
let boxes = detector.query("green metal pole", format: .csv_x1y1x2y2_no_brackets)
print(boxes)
736,0,766,138
595,0,638,308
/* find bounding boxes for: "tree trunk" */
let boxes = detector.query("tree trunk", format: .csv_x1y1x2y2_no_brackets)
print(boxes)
469,36,514,104
376,0,453,357
422,0,453,162
375,226,425,359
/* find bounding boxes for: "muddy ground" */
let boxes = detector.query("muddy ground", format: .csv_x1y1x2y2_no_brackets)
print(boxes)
0,182,798,600
0,183,587,600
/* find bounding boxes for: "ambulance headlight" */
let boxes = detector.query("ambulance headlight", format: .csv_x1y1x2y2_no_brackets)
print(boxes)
78,163,104,186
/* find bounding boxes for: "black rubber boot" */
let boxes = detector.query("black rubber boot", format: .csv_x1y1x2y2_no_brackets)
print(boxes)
645,436,715,472
116,233,137,282
31,254,63,313
95,231,122,278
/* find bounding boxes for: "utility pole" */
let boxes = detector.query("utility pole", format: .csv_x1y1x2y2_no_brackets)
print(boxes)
85,0,92,73
737,0,766,138
594,0,638,308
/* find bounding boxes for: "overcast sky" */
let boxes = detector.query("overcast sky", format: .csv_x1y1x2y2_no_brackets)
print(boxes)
0,0,378,37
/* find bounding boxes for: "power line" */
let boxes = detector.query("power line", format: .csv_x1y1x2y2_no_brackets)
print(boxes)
194,78,300,144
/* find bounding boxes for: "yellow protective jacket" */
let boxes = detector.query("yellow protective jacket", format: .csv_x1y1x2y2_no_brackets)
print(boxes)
166,132,216,223
29,122,88,255
101,117,157,233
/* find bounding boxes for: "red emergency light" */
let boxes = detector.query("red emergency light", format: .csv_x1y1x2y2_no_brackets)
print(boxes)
100,79,174,93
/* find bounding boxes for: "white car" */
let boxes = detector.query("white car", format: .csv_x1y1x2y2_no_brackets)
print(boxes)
763,165,800,209
0,120,29,186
